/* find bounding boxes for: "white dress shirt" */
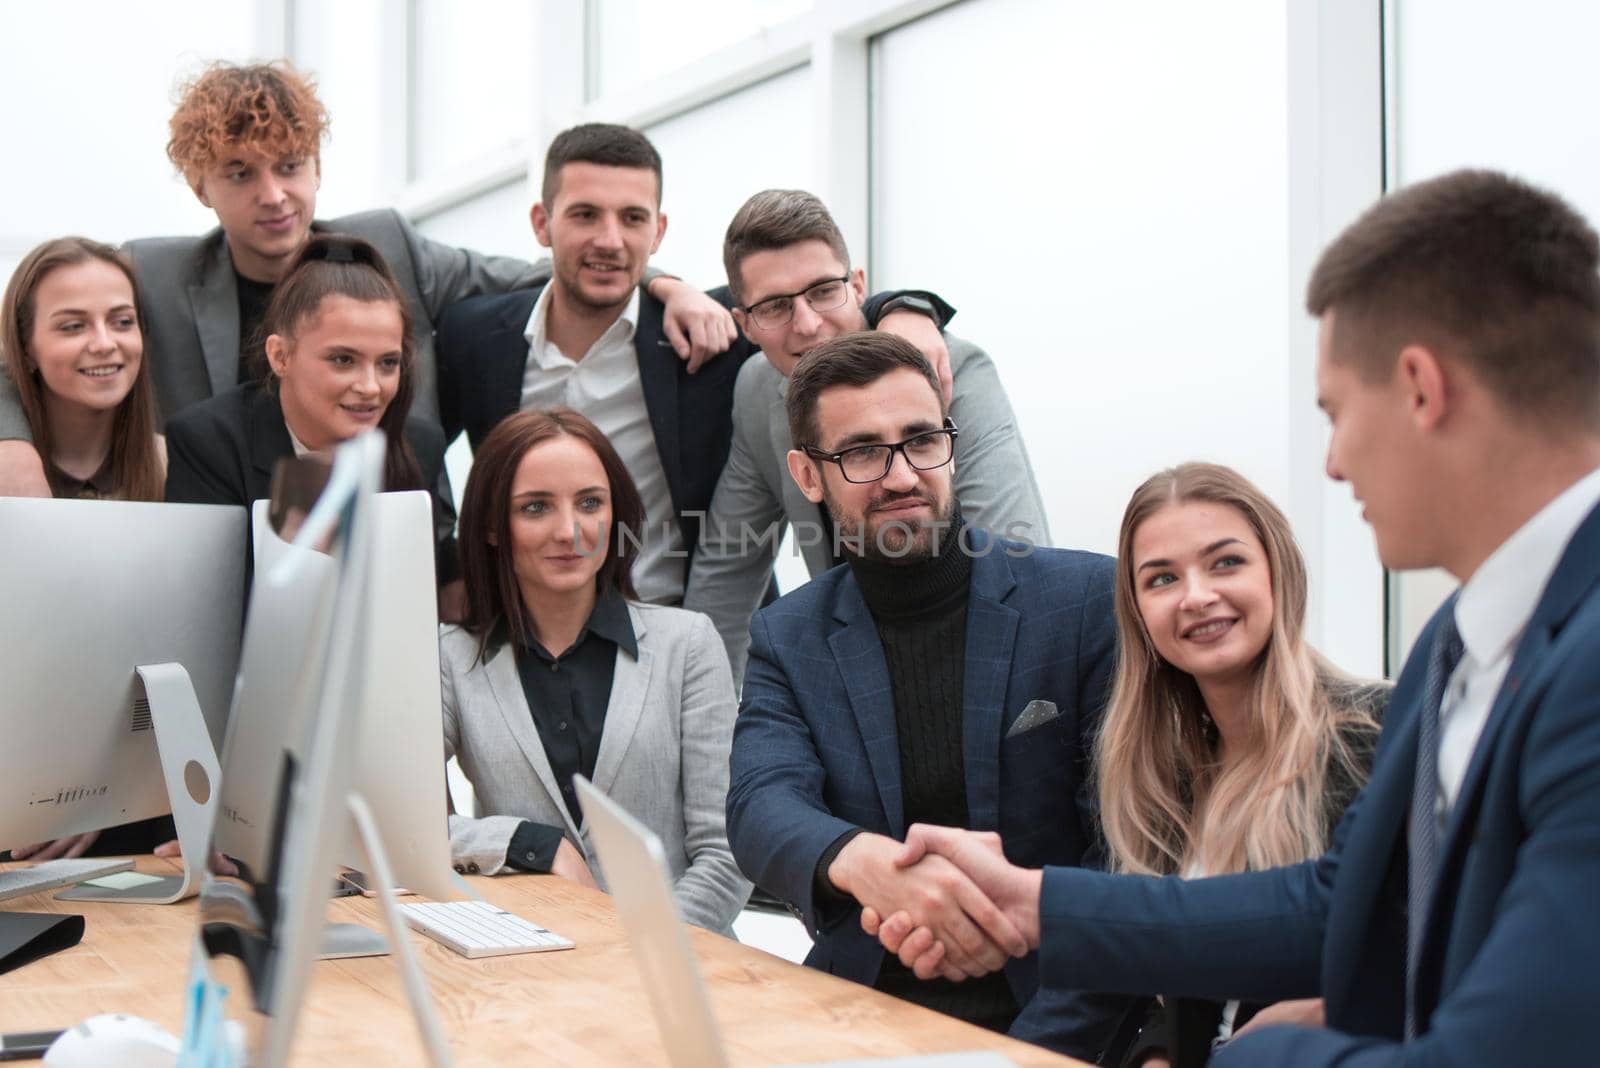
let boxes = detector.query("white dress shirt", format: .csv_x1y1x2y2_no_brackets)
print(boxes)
520,285,685,605
1438,464,1600,815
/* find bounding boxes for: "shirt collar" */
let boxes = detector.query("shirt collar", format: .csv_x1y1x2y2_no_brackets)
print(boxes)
510,584,639,661
1454,463,1600,666
49,453,117,498
523,283,641,363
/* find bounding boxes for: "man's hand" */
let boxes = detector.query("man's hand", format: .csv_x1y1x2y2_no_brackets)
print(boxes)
859,824,1043,979
877,309,953,405
648,276,737,371
1231,997,1325,1040
829,831,1027,981
0,440,50,497
10,831,100,861
551,837,599,889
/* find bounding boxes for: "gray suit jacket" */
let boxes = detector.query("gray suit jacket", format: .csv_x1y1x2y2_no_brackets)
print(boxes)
439,603,751,934
684,334,1050,680
0,208,548,439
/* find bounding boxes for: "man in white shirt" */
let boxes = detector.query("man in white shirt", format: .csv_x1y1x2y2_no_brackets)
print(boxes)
437,125,952,604
856,168,1600,1066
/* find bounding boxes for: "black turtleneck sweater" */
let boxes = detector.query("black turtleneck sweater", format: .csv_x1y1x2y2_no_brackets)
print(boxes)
813,523,1019,1032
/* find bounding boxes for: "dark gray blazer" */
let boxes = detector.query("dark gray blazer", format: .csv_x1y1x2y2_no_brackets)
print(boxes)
0,208,548,439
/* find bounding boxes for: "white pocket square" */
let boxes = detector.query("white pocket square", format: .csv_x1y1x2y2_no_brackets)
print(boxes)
1006,699,1060,738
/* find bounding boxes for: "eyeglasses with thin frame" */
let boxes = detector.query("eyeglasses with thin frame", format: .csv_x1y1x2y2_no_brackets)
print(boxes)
742,276,852,329
802,419,959,484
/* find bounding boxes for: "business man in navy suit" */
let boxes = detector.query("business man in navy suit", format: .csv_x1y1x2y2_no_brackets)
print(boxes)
865,169,1600,1065
725,333,1124,1059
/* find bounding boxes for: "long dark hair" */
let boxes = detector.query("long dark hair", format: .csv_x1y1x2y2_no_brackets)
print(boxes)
458,408,645,659
260,234,424,491
0,237,164,500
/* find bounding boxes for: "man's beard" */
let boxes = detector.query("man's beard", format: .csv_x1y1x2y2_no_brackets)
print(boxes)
554,261,637,314
825,486,958,565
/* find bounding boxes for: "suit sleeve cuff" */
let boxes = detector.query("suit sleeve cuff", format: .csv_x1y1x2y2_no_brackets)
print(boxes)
864,289,958,329
503,821,566,873
811,827,867,906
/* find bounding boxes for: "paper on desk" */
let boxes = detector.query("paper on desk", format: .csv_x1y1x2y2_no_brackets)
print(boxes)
81,871,167,890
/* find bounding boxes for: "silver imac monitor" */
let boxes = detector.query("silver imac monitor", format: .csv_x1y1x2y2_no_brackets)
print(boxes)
195,435,450,1068
0,497,245,860
240,492,457,901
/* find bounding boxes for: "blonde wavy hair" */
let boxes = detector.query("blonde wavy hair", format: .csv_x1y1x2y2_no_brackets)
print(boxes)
1096,463,1373,877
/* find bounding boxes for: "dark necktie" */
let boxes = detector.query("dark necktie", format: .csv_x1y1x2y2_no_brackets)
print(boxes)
1406,610,1465,1040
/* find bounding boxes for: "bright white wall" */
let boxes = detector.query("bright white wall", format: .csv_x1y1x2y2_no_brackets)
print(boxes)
1386,0,1600,661
645,65,814,291
874,0,1293,558
0,2,261,282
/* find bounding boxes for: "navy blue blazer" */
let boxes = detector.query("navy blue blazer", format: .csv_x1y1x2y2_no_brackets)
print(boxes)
1037,500,1600,1066
436,283,752,564
727,534,1123,1057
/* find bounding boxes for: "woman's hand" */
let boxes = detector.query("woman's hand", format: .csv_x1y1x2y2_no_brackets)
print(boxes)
551,838,599,889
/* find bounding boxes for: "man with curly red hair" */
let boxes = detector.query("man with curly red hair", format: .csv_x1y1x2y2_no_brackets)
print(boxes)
0,61,734,494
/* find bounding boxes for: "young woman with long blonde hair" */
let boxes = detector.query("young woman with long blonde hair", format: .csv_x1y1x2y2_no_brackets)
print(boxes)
1098,462,1385,1068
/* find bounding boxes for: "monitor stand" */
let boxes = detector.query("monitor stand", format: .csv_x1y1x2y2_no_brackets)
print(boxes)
342,795,451,1064
59,663,218,904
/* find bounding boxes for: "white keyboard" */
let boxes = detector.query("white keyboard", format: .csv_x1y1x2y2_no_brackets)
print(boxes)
0,857,135,902
399,899,574,958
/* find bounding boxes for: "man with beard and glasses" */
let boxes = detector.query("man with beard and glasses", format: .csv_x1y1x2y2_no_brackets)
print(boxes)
724,331,1127,1061
685,189,1048,682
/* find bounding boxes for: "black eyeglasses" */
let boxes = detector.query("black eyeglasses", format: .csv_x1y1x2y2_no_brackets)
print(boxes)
742,276,852,329
803,420,959,484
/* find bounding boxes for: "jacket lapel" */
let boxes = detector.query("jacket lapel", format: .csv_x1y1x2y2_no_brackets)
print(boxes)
961,544,1019,830
828,578,905,834
482,642,580,840
189,233,241,397
246,385,294,495
1429,499,1600,943
476,290,541,444
633,291,685,513
589,604,653,801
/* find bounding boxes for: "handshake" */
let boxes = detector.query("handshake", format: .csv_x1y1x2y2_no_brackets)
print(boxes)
828,823,1044,983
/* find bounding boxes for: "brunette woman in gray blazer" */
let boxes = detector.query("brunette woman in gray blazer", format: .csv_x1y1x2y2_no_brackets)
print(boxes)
440,407,750,935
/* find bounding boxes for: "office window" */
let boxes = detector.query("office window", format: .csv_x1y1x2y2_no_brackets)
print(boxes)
873,0,1294,564
415,179,537,261
293,0,391,214
591,0,810,97
412,0,536,180
644,65,813,291
1386,0,1600,660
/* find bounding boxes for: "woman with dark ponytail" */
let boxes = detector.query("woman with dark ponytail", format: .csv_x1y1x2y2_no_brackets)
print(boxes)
165,234,459,602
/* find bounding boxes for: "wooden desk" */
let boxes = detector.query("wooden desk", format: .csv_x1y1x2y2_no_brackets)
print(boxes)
0,860,1087,1067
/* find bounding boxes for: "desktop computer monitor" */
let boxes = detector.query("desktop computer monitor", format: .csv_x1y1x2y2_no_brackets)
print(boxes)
0,497,245,855
205,489,452,902
195,435,450,1068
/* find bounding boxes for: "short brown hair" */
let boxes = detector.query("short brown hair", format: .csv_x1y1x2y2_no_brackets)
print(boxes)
0,237,163,501
167,61,329,183
1307,168,1600,426
457,408,646,659
723,189,851,304
785,332,945,450
540,123,662,207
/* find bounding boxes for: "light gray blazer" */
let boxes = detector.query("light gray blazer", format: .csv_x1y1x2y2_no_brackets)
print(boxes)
439,603,751,935
0,208,548,440
683,334,1050,680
